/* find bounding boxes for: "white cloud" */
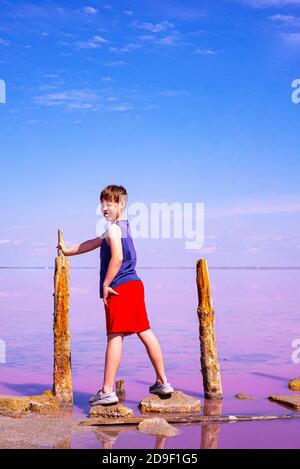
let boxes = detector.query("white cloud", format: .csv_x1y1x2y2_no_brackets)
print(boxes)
82,6,98,15
103,60,127,66
103,96,117,101
34,87,136,113
123,10,133,16
24,119,44,124
133,20,184,47
0,38,10,46
34,89,99,110
160,89,189,96
265,12,300,46
0,290,23,297
138,34,156,41
31,241,46,247
144,104,160,110
101,76,115,83
0,238,22,245
194,48,218,55
138,32,182,47
245,246,261,253
107,102,133,112
268,13,300,27
0,291,9,297
109,43,142,53
284,32,300,42
158,33,182,45
0,239,10,245
77,35,109,49
43,73,60,79
269,14,299,22
132,20,175,33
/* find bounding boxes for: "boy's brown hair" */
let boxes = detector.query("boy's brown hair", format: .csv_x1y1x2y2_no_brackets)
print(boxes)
100,184,128,206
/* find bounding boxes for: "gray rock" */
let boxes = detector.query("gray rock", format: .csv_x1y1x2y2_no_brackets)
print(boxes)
288,377,300,391
89,404,135,419
0,390,60,418
139,391,201,414
235,393,256,400
268,394,300,410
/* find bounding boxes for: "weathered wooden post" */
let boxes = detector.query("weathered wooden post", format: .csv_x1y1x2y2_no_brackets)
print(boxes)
116,379,125,404
53,229,73,406
196,259,223,399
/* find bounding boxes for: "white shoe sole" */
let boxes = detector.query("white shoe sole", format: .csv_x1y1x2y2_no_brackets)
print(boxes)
149,384,174,395
90,397,119,406
89,391,119,406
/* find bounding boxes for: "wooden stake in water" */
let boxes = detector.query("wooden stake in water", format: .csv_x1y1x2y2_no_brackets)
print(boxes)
116,379,125,404
53,229,73,406
196,259,223,399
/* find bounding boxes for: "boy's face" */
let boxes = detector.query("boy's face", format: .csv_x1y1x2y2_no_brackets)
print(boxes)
100,198,125,221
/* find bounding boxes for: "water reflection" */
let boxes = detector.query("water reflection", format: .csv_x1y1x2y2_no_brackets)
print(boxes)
93,424,172,450
94,426,129,449
200,399,223,449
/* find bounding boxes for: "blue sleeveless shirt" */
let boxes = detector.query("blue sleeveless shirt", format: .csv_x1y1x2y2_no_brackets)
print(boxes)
99,219,140,298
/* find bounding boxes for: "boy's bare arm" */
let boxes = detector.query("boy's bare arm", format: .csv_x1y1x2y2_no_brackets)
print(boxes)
103,224,123,287
57,235,103,256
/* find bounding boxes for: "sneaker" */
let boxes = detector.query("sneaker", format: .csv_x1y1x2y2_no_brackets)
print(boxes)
149,381,174,395
89,390,119,406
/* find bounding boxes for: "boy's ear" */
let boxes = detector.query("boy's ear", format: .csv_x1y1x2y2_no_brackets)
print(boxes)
118,194,127,208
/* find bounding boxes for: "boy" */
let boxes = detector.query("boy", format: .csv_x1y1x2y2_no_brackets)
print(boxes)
58,184,174,406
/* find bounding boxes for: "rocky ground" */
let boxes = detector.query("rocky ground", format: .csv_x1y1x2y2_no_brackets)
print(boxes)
0,390,199,448
0,413,93,449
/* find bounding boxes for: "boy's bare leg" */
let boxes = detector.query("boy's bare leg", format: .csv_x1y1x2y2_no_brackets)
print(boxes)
137,329,168,384
101,332,124,394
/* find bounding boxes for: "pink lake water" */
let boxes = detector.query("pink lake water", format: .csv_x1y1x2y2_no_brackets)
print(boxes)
1,267,300,449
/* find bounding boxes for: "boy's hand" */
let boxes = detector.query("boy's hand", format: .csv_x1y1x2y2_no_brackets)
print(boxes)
56,240,70,256
103,284,119,306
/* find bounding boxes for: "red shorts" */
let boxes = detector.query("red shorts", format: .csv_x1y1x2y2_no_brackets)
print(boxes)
104,279,151,337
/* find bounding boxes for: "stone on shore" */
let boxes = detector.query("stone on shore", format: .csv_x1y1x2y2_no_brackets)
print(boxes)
268,394,300,410
89,404,135,419
235,393,256,400
138,391,201,414
288,377,300,391
0,390,60,418
138,417,179,437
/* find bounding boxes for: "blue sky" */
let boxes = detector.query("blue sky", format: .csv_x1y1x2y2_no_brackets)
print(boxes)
0,0,300,267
